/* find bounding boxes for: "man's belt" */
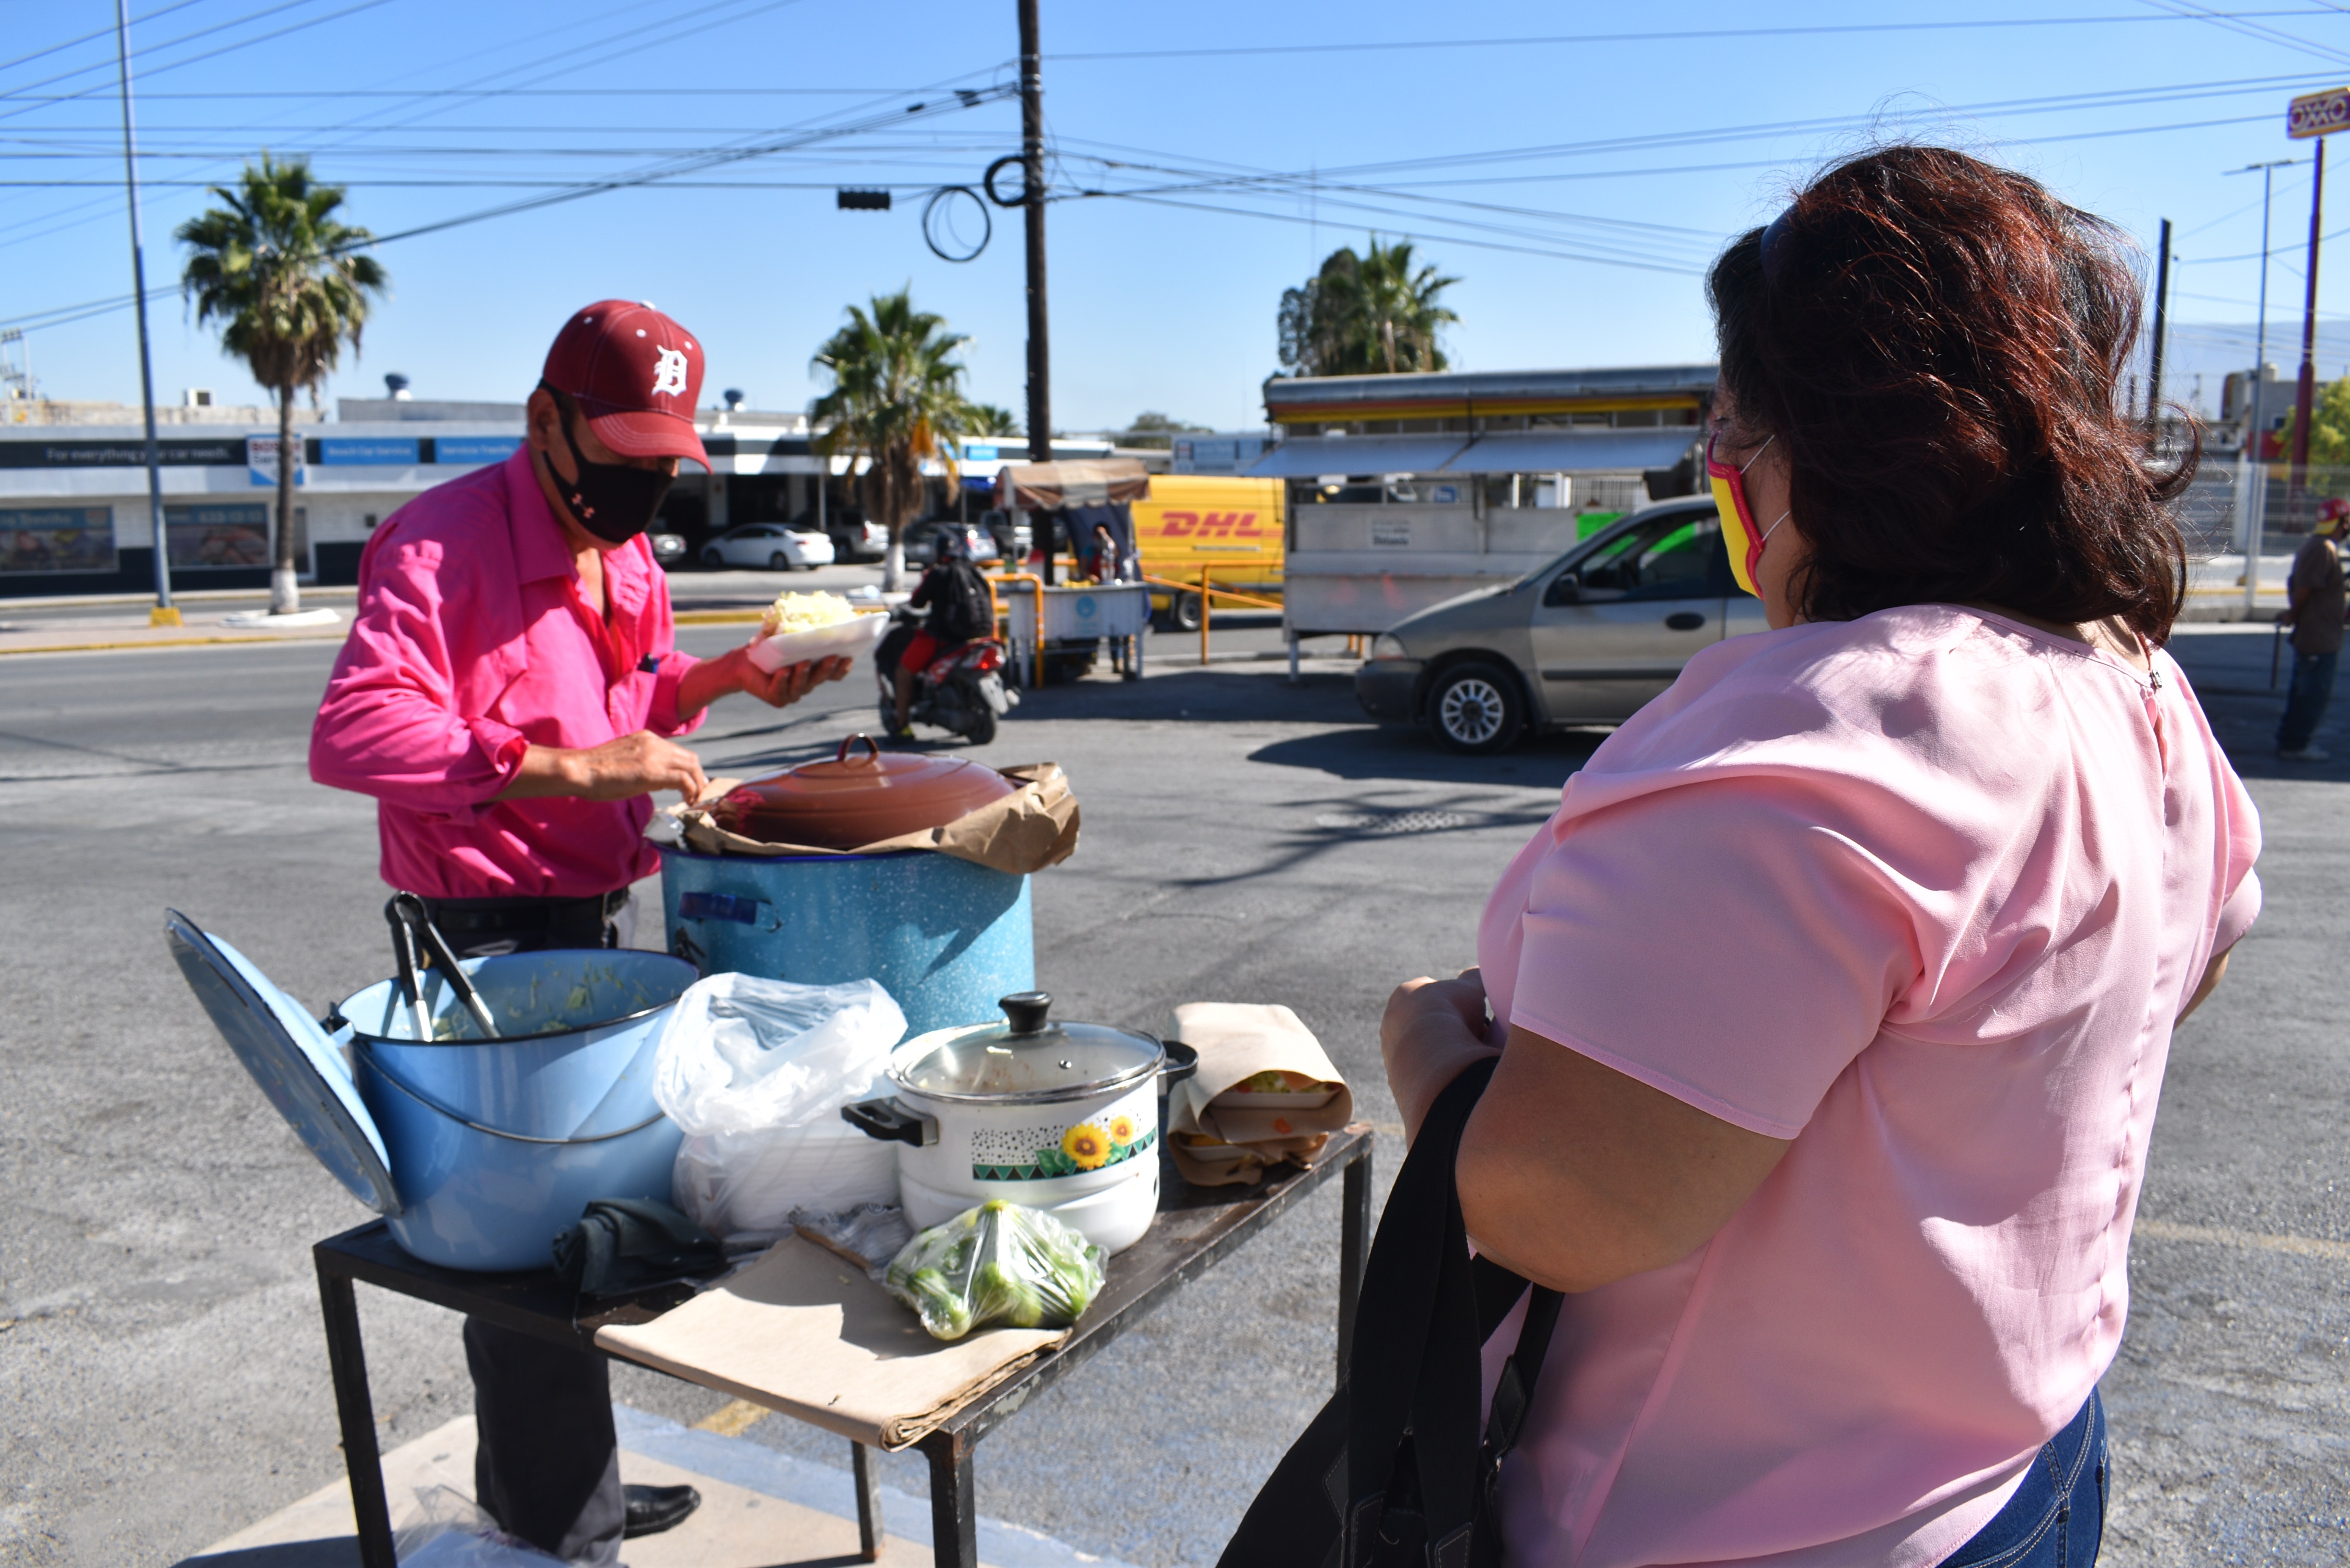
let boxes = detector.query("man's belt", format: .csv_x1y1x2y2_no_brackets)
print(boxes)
417,890,627,939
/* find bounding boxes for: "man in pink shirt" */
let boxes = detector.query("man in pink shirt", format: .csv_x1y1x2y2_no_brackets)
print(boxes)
312,301,846,1561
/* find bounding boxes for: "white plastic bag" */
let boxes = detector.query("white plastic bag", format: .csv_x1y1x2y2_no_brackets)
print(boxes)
394,1486,565,1566
653,974,907,1246
654,973,905,1136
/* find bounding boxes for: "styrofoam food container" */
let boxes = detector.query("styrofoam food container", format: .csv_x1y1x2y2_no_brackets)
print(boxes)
745,610,890,672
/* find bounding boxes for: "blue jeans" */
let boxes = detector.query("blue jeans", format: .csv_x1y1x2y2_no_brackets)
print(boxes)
1943,1391,2106,1567
2277,649,2337,752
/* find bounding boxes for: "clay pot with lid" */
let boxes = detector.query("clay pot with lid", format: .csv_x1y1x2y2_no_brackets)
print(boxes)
709,733,1016,849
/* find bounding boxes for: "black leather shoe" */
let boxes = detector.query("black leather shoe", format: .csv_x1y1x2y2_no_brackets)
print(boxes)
623,1482,701,1539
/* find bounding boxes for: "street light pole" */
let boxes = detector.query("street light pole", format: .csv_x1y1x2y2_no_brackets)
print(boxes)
114,0,176,628
2229,158,2299,612
2147,217,2173,439
1018,0,1057,587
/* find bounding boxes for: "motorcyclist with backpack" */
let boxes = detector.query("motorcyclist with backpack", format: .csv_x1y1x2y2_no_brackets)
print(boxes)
889,532,996,738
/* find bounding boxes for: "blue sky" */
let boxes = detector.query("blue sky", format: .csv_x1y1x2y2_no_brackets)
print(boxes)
7,2,2350,429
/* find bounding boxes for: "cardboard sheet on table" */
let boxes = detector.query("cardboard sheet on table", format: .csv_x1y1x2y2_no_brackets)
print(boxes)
654,762,1079,875
594,1236,1065,1451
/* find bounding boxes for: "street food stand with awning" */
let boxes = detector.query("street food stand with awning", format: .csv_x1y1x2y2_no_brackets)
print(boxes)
989,457,1154,683
1255,366,1718,664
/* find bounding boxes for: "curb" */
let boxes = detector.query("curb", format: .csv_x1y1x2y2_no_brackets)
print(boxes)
0,630,350,657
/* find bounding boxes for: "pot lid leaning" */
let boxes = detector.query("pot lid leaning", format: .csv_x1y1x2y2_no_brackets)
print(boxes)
709,733,1018,849
164,909,401,1216
890,991,1165,1105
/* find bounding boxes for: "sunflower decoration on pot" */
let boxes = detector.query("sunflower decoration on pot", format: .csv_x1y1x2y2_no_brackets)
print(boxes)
1061,1122,1113,1171
1105,1113,1138,1148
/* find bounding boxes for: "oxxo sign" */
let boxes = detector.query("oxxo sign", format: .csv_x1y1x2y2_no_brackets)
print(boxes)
2288,87,2350,140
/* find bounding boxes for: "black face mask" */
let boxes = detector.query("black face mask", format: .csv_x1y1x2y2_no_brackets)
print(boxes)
543,400,675,545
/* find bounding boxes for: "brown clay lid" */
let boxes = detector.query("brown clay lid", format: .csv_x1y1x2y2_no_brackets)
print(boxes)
709,734,1017,849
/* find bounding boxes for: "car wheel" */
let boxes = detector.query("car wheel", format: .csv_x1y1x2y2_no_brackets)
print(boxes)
1173,591,1203,632
700,548,723,567
769,551,790,570
1429,661,1524,753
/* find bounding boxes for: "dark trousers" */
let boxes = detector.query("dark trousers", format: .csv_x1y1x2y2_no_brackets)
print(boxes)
1944,1390,2106,1567
2277,649,2338,752
434,893,629,1565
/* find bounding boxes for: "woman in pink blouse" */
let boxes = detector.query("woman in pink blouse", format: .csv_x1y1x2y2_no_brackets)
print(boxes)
1381,147,2261,1567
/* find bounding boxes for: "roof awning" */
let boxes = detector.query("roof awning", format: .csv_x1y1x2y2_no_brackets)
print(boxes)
996,457,1151,509
1443,428,1699,473
1246,429,1696,478
1243,435,1473,478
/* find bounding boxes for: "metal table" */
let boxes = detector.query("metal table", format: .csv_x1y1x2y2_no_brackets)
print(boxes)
314,1124,1373,1568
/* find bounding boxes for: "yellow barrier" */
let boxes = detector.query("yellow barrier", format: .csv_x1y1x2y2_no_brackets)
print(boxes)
1139,568,1283,665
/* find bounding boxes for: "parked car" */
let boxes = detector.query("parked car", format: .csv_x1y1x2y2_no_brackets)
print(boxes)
828,517,889,562
902,520,1005,566
700,523,836,571
1353,498,1758,753
648,532,686,567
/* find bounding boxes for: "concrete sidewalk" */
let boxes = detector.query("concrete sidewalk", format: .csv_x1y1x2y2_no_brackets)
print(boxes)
174,1404,1129,1568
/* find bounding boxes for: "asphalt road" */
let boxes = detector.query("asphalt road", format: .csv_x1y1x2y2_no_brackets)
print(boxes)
0,622,2341,1566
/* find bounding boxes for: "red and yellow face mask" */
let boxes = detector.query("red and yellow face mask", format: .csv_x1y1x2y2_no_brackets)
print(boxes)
1706,428,1789,598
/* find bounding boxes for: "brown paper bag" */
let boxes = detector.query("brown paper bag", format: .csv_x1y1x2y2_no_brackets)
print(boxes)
653,762,1080,875
1165,1002,1354,1186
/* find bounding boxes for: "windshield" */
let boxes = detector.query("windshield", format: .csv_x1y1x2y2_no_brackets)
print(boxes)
1508,501,1718,592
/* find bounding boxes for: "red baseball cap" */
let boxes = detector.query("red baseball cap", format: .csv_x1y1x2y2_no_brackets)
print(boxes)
540,299,709,466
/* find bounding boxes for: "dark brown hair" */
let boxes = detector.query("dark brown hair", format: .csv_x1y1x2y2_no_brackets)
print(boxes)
1708,145,2193,639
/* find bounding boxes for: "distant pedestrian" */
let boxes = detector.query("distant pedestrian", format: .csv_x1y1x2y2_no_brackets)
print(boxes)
2276,497,2347,762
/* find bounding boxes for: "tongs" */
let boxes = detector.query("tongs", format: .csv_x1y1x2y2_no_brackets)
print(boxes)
385,892,500,1041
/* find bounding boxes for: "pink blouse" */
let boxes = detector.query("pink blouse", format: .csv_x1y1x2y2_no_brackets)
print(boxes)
1477,606,2261,1567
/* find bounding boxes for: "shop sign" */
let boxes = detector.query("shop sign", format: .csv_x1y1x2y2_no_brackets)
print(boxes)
2288,87,2350,139
0,505,114,573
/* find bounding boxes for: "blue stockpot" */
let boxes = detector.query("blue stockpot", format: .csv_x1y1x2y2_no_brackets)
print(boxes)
660,847,1032,1038
336,949,698,1272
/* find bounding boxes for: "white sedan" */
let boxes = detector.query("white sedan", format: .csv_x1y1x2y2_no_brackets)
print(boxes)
700,524,836,571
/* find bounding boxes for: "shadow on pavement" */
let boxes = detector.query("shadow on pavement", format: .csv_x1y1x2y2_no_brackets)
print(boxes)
1249,725,1604,786
176,1542,355,1567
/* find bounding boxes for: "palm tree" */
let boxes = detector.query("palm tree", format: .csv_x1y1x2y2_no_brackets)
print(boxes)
969,402,1022,437
1277,237,1459,377
178,154,387,615
810,290,981,591
1350,237,1459,374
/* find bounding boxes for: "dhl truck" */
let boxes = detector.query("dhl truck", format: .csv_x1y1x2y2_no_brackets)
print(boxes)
1131,474,1285,630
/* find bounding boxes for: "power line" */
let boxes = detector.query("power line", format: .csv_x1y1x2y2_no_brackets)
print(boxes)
1043,10,2350,62
0,0,208,79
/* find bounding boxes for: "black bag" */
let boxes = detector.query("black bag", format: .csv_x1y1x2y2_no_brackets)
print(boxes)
1218,1057,1562,1568
926,560,996,644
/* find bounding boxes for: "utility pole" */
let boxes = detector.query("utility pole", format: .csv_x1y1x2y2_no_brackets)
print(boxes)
2146,217,2173,440
1018,0,1054,585
2229,157,2299,613
115,0,176,627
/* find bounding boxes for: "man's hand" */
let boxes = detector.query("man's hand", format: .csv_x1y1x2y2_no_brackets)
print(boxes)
676,647,853,721
1381,969,1499,1144
498,730,708,804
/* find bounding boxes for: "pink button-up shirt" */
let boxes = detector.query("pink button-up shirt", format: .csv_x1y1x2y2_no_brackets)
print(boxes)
1478,606,2260,1567
310,446,704,899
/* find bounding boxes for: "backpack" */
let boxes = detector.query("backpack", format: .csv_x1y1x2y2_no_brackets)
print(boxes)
1217,1057,1563,1568
926,561,995,644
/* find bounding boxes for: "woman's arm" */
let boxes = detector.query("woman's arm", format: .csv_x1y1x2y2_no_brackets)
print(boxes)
1382,976,1793,1294
2178,945,2232,1024
1454,1024,1792,1293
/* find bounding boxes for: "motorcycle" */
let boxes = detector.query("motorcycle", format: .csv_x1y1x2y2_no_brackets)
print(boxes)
874,604,1018,745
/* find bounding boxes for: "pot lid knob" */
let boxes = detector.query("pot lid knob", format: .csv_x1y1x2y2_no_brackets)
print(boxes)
999,991,1053,1035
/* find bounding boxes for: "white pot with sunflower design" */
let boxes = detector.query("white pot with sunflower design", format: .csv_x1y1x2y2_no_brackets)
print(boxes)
842,992,1196,1254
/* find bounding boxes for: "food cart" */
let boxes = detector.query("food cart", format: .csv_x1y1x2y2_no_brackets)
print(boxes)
1251,366,1718,670
989,457,1154,683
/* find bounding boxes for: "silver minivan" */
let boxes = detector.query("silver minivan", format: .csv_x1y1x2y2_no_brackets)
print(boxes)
1352,497,1764,752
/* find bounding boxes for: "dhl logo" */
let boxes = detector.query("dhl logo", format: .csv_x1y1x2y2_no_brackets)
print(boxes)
1157,510,1266,538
